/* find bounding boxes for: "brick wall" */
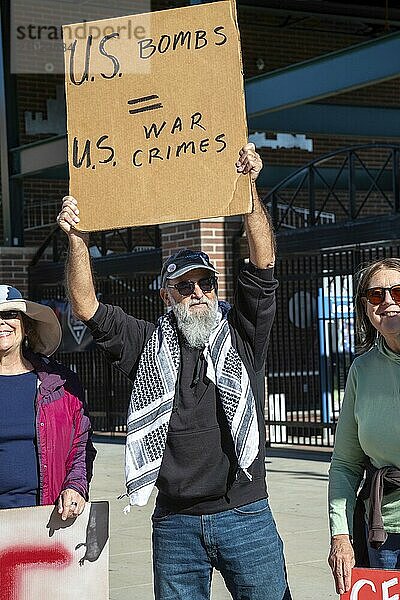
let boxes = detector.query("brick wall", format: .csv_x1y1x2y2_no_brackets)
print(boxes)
240,9,362,77
239,6,400,110
160,216,243,302
0,247,37,296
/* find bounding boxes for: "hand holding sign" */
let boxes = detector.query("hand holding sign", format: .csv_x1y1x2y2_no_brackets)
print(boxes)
58,488,86,521
328,534,355,595
236,142,263,182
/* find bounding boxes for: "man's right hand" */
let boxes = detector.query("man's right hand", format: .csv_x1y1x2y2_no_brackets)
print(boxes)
328,534,355,595
57,195,98,321
57,196,88,242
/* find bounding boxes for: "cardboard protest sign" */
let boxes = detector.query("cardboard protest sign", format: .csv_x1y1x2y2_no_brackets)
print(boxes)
0,502,109,599
63,1,251,231
341,567,400,599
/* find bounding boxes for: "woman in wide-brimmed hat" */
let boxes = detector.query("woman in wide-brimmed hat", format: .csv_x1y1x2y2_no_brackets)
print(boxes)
0,285,95,519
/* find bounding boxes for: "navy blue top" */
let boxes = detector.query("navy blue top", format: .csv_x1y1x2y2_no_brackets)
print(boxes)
0,371,39,508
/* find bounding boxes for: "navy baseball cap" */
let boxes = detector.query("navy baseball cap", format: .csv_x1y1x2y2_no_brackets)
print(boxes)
160,249,218,287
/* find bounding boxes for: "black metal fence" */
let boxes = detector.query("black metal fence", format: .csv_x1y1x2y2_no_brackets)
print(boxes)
30,240,400,446
267,241,400,447
30,273,164,433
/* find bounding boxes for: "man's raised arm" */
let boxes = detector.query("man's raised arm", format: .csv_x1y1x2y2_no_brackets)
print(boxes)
57,196,99,321
236,143,275,269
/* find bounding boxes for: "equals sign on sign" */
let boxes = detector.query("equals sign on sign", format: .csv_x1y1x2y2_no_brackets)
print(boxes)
128,95,163,115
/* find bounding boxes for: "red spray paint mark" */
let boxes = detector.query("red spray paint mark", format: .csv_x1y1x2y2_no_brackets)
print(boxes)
0,545,72,600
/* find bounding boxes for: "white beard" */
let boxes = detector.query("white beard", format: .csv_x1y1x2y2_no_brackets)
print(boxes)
170,295,219,349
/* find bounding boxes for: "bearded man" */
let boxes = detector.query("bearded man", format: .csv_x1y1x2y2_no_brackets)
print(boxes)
57,144,291,600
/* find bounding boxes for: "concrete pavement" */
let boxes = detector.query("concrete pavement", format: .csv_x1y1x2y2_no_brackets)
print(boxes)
90,437,337,600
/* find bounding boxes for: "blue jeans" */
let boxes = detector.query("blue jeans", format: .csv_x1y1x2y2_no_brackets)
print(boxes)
152,498,289,600
368,533,400,569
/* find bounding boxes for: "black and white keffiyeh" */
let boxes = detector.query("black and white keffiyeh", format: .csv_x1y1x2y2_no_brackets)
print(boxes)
124,305,259,507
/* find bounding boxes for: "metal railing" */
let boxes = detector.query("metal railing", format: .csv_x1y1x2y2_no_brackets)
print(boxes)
264,143,400,231
265,201,335,229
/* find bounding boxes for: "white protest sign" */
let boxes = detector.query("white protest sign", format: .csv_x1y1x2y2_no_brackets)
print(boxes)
0,502,109,599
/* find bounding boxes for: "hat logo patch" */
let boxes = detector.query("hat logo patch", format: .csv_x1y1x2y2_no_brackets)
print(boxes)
0,285,22,302
167,264,176,273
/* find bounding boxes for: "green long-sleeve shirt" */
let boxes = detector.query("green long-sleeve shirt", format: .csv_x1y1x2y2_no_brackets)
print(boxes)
329,337,400,537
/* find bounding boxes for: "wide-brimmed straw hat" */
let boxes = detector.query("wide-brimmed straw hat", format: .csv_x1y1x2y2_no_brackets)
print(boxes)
0,285,62,356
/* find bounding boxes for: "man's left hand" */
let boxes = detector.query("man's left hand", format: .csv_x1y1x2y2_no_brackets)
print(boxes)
58,488,85,521
236,143,263,182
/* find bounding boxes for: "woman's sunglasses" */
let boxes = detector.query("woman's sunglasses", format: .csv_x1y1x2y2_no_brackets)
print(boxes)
0,310,21,320
167,276,216,297
364,285,400,306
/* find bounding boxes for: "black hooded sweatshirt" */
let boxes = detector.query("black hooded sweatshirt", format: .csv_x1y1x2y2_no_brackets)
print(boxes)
85,262,278,515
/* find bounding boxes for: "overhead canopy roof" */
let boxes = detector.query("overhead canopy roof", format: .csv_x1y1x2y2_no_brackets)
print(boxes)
238,0,400,25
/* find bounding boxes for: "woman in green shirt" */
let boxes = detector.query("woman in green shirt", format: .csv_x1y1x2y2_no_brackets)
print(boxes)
328,257,400,595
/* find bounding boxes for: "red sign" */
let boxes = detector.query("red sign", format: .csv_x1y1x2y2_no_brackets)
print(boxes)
341,568,400,599
0,545,71,600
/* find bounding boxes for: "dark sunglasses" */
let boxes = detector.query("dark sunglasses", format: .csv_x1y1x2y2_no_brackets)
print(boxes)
0,310,21,320
364,285,400,306
167,276,216,297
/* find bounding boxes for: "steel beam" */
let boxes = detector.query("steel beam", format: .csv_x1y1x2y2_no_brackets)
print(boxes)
11,136,68,178
29,248,162,285
246,31,400,117
0,1,23,246
238,0,400,27
276,214,400,253
257,165,394,192
0,1,11,245
248,103,400,138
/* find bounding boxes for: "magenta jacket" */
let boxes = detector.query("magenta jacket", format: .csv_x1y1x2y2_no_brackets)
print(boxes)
27,350,96,505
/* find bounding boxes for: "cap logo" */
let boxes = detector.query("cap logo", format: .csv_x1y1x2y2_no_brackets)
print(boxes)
167,264,177,273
